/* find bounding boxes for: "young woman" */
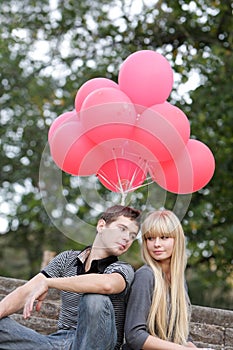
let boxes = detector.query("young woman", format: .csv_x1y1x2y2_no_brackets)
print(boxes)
123,209,213,350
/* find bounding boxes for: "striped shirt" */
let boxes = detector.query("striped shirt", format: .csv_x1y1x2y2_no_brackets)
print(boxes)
41,247,135,350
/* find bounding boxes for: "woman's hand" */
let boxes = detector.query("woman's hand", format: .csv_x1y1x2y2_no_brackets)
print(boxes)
186,342,197,348
185,343,214,350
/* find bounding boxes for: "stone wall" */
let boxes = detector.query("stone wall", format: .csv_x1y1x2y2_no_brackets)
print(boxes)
191,305,233,349
0,276,232,349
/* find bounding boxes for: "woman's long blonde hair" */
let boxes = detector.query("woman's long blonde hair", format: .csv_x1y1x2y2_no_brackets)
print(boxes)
141,210,190,344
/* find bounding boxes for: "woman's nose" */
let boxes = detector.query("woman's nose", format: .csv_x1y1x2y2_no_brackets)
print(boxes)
154,237,161,246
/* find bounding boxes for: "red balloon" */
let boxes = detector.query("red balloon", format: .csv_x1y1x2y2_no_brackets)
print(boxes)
118,50,173,107
98,138,157,165
75,78,119,112
80,87,136,144
149,139,215,194
133,102,190,162
49,120,107,176
48,110,78,143
97,158,147,193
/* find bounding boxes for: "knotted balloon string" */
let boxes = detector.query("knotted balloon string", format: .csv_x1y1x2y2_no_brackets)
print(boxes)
121,192,127,205
101,147,156,204
97,165,155,205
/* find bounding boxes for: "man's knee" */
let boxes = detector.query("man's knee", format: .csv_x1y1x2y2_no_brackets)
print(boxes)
0,316,11,329
81,294,113,315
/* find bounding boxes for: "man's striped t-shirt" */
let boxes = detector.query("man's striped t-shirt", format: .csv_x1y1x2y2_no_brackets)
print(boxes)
41,247,135,350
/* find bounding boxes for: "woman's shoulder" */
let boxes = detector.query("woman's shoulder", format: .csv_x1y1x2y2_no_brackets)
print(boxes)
136,264,153,273
132,264,155,295
135,264,154,279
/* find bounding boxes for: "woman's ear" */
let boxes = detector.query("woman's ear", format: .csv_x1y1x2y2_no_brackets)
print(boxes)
96,219,106,233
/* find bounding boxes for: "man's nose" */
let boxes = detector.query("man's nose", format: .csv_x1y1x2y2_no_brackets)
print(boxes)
122,231,130,242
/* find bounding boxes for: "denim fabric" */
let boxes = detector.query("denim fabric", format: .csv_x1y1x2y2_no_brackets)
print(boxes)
72,294,117,350
0,294,117,350
0,317,74,349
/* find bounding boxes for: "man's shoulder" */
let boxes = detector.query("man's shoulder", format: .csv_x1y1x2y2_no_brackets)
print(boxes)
105,261,135,294
57,247,89,259
54,249,80,260
107,260,134,271
47,249,82,268
104,261,135,280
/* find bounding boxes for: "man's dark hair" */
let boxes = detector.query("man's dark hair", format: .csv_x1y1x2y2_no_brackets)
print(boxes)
100,205,141,227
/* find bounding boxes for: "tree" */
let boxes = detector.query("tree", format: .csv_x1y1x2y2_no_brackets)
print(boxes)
0,0,232,308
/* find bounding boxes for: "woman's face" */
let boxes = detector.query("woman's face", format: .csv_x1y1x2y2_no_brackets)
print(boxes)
146,236,175,262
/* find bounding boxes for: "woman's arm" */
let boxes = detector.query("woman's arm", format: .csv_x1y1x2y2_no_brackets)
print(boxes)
124,266,213,350
143,336,192,349
143,336,212,350
124,265,155,350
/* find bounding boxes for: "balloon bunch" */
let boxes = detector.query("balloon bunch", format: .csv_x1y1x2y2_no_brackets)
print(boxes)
48,50,215,195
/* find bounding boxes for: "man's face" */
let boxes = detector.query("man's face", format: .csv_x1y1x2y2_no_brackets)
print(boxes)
97,215,139,256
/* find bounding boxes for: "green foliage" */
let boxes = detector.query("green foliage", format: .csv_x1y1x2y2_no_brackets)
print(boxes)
0,0,232,308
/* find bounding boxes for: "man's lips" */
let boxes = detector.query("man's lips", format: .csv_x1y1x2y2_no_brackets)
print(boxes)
117,243,126,250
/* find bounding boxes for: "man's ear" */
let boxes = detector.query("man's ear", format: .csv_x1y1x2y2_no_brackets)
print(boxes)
96,219,106,233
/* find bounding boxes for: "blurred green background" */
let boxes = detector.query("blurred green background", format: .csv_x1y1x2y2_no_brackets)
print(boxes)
0,0,232,310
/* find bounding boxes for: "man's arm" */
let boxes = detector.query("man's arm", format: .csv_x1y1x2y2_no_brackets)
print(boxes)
23,272,126,319
0,273,47,319
48,272,126,294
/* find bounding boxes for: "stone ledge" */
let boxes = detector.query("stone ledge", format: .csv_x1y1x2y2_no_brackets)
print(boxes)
226,328,233,347
11,314,58,335
190,322,224,345
192,305,233,327
0,276,60,301
1,276,233,349
0,294,60,320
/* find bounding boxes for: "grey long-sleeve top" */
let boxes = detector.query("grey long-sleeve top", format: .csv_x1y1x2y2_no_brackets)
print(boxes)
123,264,191,350
123,265,155,350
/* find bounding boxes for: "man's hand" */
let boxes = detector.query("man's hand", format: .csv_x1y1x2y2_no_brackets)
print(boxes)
0,273,48,319
23,279,48,319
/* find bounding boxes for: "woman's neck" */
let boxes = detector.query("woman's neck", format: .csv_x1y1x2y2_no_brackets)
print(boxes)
160,259,171,284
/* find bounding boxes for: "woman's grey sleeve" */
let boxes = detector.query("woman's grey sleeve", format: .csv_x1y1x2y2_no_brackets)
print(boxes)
124,265,155,350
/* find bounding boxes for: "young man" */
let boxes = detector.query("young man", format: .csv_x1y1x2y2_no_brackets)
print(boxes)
0,205,141,350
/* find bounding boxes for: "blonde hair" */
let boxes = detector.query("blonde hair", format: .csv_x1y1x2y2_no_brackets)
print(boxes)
141,210,190,344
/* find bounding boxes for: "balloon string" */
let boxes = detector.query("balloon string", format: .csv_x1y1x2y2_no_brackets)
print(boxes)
98,148,154,204
111,149,128,198
113,156,124,193
121,192,127,205
120,175,155,203
111,148,154,202
97,172,118,189
123,176,155,193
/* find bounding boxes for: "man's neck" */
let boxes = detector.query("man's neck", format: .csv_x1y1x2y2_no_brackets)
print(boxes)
84,246,109,272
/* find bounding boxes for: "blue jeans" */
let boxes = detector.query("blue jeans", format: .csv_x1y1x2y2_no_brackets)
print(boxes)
0,294,117,350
